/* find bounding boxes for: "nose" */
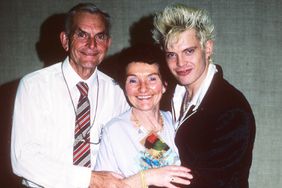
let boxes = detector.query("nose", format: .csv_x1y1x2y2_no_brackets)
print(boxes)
176,55,187,67
87,37,97,48
138,81,148,93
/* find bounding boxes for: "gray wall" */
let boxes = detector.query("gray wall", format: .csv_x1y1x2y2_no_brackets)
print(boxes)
0,0,281,187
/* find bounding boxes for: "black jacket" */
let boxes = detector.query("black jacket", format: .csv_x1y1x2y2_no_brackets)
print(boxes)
175,65,256,188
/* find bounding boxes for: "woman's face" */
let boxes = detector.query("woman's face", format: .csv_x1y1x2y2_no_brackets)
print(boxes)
125,62,166,112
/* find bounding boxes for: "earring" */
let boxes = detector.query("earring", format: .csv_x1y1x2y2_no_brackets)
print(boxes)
208,57,213,64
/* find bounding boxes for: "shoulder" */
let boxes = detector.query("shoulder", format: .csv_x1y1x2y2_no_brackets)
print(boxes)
212,65,248,102
97,70,125,94
161,110,172,121
19,63,62,90
97,70,120,86
203,72,255,128
103,110,131,132
209,69,252,111
160,110,173,127
21,63,62,84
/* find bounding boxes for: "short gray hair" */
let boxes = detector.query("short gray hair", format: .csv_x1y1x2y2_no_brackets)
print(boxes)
64,3,111,37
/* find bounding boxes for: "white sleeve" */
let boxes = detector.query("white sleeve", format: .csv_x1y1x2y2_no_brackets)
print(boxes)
11,79,91,188
94,124,120,174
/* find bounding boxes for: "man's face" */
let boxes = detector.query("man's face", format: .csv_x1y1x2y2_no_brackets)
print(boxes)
61,12,111,76
164,29,213,90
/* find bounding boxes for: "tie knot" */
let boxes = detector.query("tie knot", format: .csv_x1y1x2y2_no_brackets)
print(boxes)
77,82,89,97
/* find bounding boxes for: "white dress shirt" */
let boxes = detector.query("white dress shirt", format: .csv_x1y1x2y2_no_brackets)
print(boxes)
172,63,218,129
11,58,129,188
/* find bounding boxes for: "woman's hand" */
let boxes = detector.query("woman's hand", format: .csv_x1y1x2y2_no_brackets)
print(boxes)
145,165,193,188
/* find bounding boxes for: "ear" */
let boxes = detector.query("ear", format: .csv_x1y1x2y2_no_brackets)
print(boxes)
60,32,69,51
162,81,167,94
205,40,214,59
106,37,112,48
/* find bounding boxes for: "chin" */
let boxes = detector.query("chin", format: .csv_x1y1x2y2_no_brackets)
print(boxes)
136,106,154,111
176,79,187,86
177,76,193,85
82,62,99,69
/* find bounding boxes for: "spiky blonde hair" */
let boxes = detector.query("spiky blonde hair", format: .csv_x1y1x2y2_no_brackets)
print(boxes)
153,4,215,50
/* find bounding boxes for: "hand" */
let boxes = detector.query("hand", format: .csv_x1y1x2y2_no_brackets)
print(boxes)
145,165,193,188
89,171,130,188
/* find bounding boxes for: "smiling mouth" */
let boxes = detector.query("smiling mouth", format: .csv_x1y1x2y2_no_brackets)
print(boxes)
81,50,99,56
137,95,151,100
176,68,192,76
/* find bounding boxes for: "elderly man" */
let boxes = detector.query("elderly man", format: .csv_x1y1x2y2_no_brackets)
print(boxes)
11,3,129,188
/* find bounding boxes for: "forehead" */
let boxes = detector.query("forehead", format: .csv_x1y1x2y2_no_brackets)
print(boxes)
72,12,107,32
166,29,199,51
126,62,160,75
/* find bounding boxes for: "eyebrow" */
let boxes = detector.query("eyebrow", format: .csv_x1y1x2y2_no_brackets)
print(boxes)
184,46,197,50
148,73,161,77
126,73,160,77
76,27,87,33
165,46,197,53
76,27,107,36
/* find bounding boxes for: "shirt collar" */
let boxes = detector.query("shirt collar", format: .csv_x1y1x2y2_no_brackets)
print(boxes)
172,63,218,119
62,57,98,90
190,63,218,110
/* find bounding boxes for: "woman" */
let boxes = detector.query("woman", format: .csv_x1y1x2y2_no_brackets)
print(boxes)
95,45,193,187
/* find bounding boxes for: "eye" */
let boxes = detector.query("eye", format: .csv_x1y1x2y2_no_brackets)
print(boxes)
126,76,138,84
129,79,137,84
95,33,108,41
148,75,158,82
184,47,196,55
77,30,87,38
165,52,176,60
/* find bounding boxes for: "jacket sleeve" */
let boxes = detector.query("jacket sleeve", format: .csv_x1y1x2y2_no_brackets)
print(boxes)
187,108,255,188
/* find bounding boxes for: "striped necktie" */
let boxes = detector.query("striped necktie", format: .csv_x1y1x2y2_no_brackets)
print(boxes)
73,82,91,167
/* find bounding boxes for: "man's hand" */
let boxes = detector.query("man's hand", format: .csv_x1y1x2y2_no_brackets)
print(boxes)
89,171,130,188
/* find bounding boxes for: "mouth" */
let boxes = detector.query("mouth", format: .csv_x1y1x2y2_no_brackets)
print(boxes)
136,95,152,100
176,68,192,76
81,50,99,57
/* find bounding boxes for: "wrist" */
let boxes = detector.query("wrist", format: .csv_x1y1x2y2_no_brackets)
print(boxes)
140,170,148,188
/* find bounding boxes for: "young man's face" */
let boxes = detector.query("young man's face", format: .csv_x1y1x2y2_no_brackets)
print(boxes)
164,29,213,90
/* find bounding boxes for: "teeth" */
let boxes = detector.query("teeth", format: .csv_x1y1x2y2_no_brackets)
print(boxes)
137,95,151,99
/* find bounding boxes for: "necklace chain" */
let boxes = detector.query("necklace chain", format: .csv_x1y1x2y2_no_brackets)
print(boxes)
61,63,101,144
131,110,164,133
